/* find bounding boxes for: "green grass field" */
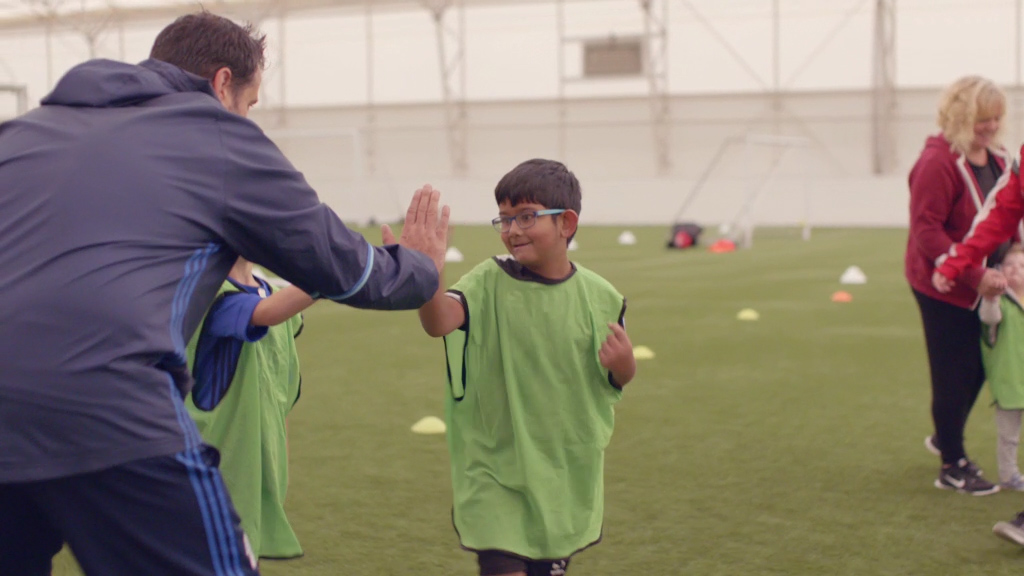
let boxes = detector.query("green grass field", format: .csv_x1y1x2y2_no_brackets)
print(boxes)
53,225,1024,575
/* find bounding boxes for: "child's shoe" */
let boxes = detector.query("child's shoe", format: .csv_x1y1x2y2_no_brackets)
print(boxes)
1001,474,1024,492
994,511,1024,547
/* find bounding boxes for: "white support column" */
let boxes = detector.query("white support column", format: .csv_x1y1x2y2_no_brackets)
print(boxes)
771,0,782,133
45,18,54,89
277,6,287,128
117,19,125,61
556,0,567,163
1015,0,1023,145
871,0,897,175
365,0,377,175
640,0,671,174
72,9,113,61
424,0,468,175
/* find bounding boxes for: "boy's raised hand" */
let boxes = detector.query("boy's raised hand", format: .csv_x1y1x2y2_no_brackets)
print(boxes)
599,322,636,387
382,185,451,273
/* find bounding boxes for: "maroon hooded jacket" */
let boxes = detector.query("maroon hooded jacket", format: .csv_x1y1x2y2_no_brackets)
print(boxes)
906,134,1010,309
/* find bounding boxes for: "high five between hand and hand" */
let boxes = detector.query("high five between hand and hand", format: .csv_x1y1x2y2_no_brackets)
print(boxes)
382,185,451,273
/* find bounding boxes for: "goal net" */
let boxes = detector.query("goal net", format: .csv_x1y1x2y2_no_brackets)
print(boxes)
671,133,822,248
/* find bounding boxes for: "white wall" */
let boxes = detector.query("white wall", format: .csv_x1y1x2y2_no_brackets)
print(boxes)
251,87,992,227
0,0,1022,107
3,0,1021,227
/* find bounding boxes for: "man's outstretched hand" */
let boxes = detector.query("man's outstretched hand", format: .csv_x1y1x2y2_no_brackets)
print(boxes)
382,185,451,273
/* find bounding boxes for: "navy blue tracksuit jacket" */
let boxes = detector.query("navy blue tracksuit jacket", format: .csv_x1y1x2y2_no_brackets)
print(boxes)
0,59,438,483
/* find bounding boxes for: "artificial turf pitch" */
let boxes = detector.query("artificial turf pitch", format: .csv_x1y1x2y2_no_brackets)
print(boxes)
54,226,1024,575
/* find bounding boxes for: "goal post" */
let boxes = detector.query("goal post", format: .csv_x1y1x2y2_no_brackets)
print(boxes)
0,84,28,119
670,132,813,249
732,134,811,248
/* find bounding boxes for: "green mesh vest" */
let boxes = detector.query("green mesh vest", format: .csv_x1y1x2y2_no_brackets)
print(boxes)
185,280,304,560
982,295,1024,409
444,257,625,559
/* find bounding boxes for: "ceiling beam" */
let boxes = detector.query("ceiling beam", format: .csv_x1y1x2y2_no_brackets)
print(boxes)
0,0,554,32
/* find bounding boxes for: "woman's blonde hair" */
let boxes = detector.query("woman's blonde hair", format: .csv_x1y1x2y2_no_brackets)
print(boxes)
937,75,1006,155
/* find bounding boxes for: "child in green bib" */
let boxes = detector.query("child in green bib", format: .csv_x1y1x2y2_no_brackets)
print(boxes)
981,244,1024,492
186,257,314,561
418,159,637,576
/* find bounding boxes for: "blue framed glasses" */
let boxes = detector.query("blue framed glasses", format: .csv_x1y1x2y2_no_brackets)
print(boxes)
491,209,566,232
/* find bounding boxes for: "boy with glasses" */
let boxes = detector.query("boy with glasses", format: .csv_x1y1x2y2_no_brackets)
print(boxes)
418,158,636,576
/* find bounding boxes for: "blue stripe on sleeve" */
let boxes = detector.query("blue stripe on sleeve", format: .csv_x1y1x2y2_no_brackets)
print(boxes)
321,241,374,301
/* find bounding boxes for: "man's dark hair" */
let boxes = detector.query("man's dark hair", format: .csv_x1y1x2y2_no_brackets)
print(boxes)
150,11,266,87
494,159,582,214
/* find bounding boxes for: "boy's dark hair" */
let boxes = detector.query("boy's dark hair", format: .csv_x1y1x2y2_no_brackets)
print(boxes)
494,159,582,214
150,11,266,87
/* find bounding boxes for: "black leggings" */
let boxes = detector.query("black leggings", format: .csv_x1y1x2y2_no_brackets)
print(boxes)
913,289,986,465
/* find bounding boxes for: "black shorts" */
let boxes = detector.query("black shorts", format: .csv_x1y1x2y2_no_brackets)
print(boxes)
477,550,570,576
0,445,258,576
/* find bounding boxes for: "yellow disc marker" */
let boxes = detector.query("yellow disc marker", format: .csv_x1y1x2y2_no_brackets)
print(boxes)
736,308,760,321
633,345,655,360
411,416,447,435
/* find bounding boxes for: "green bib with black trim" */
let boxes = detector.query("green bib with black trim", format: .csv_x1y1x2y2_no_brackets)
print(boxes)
444,257,625,559
983,295,1024,409
185,280,304,560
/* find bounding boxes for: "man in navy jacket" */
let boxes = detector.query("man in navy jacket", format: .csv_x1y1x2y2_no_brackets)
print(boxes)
0,12,447,575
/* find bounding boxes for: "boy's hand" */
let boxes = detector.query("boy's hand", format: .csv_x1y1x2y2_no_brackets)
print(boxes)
978,268,1008,298
599,322,636,387
382,185,450,273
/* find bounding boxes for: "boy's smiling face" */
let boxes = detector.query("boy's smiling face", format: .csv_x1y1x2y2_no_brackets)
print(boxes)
497,200,576,278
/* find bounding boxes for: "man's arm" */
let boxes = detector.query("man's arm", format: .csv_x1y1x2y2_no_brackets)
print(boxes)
216,116,448,311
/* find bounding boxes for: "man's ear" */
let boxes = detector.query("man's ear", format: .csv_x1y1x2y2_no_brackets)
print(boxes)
560,210,579,239
210,67,234,103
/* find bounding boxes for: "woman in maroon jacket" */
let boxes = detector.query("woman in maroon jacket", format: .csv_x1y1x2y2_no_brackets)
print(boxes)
906,75,1010,495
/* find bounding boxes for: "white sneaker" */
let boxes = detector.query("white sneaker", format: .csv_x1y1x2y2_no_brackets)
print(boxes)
994,514,1024,547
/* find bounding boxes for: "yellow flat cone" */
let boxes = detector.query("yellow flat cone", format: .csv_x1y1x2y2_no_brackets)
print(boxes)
831,290,853,303
411,416,446,435
737,308,760,321
633,345,655,360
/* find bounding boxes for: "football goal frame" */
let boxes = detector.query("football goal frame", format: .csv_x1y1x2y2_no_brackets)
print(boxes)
670,132,812,248
0,84,28,119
